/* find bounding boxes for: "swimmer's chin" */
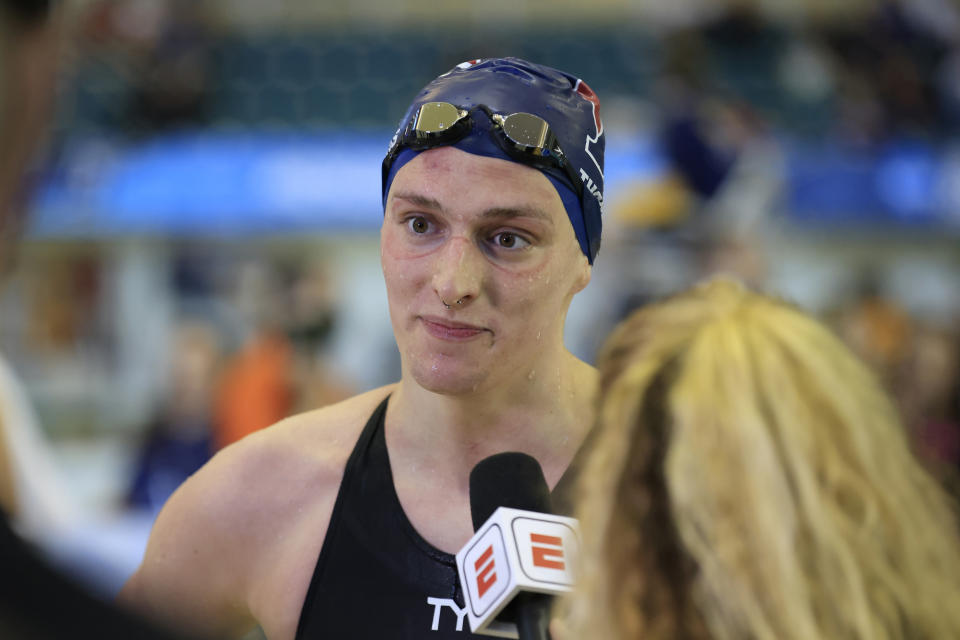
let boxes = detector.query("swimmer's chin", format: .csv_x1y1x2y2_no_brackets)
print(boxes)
408,362,491,396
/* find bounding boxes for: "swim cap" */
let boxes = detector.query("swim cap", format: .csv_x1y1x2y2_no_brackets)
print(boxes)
382,57,604,263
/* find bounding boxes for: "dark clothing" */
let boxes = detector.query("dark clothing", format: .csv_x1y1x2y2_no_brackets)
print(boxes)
0,510,204,640
295,396,580,638
128,417,213,515
662,113,734,198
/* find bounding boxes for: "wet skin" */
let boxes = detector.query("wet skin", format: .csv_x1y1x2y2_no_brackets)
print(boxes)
381,146,591,396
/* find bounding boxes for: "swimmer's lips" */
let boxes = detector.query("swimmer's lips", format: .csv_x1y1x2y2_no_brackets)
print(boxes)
420,316,489,341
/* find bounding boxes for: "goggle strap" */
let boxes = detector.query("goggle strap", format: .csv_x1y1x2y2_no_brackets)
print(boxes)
389,101,587,218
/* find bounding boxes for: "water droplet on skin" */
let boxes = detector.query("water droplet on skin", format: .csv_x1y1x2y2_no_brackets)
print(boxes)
528,370,536,380
536,331,541,341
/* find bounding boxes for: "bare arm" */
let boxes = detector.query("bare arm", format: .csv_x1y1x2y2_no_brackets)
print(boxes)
118,439,264,639
117,387,389,640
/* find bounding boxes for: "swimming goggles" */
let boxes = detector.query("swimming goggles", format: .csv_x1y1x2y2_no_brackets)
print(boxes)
383,101,585,204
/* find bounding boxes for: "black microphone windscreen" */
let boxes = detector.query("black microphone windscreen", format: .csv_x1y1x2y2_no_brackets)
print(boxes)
469,452,552,532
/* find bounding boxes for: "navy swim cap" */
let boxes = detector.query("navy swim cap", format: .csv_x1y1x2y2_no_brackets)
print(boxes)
382,58,605,263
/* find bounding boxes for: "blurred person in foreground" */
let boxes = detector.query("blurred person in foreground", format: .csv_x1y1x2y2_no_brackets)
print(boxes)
560,277,960,640
0,1,214,638
0,0,62,539
121,58,605,639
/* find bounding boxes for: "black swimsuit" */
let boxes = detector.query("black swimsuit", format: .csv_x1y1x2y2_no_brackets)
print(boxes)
294,396,579,638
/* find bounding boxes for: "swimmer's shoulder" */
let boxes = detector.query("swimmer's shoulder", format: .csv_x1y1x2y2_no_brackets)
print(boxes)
120,385,396,638
252,383,396,472
214,383,397,513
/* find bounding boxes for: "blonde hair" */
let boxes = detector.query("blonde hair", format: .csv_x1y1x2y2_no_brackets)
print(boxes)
563,277,960,640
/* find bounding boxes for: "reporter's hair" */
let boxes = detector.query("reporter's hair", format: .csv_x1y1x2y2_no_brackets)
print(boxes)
563,277,960,640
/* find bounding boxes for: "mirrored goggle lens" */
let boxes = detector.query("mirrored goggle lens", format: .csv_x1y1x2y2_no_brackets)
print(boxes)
498,112,559,156
413,102,467,139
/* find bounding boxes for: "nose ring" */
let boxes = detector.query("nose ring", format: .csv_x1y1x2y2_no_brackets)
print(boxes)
442,298,464,309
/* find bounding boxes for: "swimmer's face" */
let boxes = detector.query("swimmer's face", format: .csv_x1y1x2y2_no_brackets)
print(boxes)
381,146,591,395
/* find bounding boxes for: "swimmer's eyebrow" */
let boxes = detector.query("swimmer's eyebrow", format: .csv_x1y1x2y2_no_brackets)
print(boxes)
391,192,444,213
391,192,554,226
479,205,554,225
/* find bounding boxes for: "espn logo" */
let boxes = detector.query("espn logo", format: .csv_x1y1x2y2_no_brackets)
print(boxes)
462,525,511,616
470,533,566,600
474,545,497,598
457,508,580,637
513,518,577,585
530,533,565,570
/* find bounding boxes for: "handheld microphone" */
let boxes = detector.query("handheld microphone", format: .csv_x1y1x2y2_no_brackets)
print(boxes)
456,452,580,639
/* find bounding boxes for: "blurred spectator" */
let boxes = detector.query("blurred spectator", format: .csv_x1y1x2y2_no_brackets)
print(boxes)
212,261,294,449
656,28,735,204
211,258,355,449
126,0,211,132
212,311,292,450
835,271,913,391
823,0,950,144
937,45,960,132
659,87,735,202
898,325,960,478
285,259,354,414
631,21,784,240
776,34,834,113
23,253,103,357
128,319,219,515
698,236,767,288
78,0,212,133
